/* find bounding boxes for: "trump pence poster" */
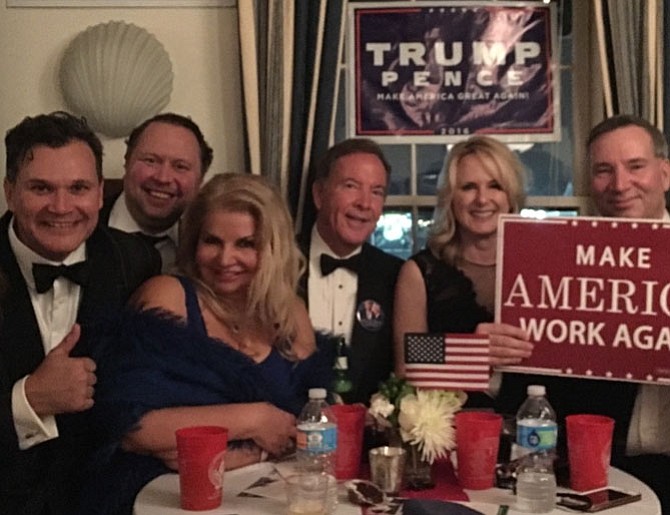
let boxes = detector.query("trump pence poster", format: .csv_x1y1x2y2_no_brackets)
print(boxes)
348,1,559,142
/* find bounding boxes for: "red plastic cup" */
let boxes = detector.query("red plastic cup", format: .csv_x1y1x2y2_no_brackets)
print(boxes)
455,411,502,490
176,426,228,511
566,414,614,491
331,403,367,479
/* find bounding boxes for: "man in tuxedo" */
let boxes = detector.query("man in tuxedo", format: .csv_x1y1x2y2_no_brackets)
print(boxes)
0,111,160,514
301,138,403,404
99,113,213,271
498,114,670,511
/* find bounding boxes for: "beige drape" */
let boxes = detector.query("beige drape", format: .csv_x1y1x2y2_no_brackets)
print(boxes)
592,0,663,127
237,0,295,197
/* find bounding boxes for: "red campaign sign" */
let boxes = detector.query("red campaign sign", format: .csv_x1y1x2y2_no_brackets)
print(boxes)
495,215,670,384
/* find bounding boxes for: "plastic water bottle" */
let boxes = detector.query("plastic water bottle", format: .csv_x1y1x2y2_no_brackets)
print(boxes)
515,384,557,455
515,385,557,513
515,452,557,513
296,388,338,475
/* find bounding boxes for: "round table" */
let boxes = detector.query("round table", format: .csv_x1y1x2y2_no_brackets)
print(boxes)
463,466,661,514
134,462,661,515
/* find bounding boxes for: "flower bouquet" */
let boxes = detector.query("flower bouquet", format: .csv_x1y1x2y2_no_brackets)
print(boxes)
369,374,466,489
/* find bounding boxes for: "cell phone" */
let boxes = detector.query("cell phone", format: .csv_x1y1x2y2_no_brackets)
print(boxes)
585,488,641,512
557,488,641,512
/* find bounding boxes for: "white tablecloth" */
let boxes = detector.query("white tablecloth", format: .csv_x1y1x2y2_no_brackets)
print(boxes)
134,462,661,515
464,466,661,515
134,462,360,515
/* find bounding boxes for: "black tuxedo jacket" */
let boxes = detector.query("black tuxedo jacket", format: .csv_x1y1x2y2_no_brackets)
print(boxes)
300,236,403,404
97,191,119,226
0,212,160,515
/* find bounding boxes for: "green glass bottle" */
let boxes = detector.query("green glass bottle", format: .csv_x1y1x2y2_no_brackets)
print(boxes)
332,338,353,404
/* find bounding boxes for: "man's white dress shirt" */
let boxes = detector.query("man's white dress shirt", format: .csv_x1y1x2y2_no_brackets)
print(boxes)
108,192,179,272
307,226,361,345
626,211,670,456
9,220,85,449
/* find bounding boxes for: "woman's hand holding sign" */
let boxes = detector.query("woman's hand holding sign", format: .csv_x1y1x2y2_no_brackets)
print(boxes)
476,322,533,366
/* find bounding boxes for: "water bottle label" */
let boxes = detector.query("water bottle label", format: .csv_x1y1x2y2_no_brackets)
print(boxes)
296,425,337,454
517,423,557,451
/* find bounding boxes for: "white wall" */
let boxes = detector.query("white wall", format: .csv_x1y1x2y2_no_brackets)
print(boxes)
0,4,245,211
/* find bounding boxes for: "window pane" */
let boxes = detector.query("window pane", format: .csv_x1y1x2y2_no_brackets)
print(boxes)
518,59,574,196
417,144,447,196
520,207,579,218
371,207,436,260
383,145,412,195
416,208,435,252
370,210,414,259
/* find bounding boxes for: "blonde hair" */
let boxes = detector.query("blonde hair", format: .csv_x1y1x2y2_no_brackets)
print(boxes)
428,136,526,264
177,173,305,349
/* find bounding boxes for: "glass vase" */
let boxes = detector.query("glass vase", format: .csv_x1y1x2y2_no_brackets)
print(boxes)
403,442,435,490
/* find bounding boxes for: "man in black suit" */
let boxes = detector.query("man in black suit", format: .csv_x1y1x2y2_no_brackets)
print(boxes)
498,114,670,512
99,113,213,271
301,139,403,404
0,112,160,515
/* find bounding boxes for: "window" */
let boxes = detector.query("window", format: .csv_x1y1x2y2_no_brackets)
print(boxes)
337,0,588,259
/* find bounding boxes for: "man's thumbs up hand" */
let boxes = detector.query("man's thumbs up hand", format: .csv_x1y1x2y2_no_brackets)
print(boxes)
25,324,97,416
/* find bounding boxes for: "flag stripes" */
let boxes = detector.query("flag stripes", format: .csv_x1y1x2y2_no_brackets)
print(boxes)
404,333,491,391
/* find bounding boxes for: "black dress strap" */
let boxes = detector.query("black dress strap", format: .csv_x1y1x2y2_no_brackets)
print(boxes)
174,275,207,337
412,249,492,333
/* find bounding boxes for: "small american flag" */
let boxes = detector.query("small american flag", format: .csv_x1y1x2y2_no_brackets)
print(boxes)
404,333,490,391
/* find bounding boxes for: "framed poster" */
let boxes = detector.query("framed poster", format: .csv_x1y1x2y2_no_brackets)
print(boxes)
347,1,560,143
7,1,234,6
496,215,670,385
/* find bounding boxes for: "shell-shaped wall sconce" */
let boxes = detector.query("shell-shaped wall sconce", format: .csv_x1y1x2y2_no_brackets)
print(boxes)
60,21,174,138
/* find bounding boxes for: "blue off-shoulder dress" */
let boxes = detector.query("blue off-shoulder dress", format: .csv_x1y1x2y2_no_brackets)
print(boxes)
76,276,336,515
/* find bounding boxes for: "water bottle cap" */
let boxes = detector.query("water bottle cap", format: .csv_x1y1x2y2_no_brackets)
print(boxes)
527,384,546,396
308,388,327,399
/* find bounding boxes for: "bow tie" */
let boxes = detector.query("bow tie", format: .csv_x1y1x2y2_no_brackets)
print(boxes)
320,253,362,276
32,261,90,294
133,232,170,247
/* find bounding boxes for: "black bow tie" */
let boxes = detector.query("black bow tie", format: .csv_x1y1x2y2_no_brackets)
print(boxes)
320,253,362,276
133,232,170,247
32,262,90,294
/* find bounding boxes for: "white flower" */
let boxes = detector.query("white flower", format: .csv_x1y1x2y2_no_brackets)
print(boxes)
397,390,464,464
368,393,396,428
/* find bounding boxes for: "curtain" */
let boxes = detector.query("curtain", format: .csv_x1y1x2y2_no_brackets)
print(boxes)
237,0,345,233
237,0,293,185
592,0,663,126
665,0,670,134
